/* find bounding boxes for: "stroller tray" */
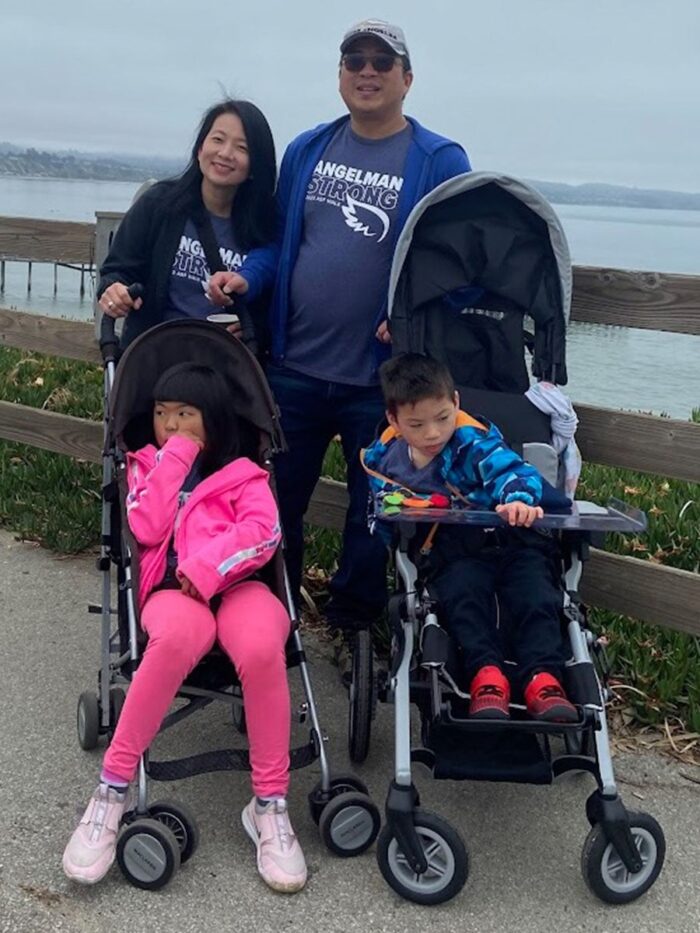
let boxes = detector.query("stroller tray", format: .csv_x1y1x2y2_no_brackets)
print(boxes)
377,496,646,533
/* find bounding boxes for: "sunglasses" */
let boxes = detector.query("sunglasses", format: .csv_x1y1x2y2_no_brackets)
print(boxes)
341,52,399,73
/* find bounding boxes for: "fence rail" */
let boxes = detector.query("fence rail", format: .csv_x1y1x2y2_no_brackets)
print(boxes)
0,211,698,638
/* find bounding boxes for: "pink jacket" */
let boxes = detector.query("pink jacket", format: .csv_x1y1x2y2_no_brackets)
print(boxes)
125,435,282,608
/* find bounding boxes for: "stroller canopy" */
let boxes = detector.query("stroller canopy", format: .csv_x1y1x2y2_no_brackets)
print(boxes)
108,320,285,457
388,172,572,389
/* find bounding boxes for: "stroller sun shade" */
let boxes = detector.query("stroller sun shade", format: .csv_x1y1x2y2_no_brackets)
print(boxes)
388,173,571,389
108,320,285,456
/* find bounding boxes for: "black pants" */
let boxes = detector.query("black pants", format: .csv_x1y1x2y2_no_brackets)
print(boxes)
266,364,387,628
427,527,566,689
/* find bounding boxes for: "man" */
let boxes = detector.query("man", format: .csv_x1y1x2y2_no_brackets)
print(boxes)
267,19,471,635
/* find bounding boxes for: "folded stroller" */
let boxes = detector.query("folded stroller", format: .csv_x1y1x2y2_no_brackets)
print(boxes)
346,173,665,905
75,315,381,890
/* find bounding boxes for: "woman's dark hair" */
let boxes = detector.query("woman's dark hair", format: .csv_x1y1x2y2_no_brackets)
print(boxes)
168,99,277,249
152,362,240,476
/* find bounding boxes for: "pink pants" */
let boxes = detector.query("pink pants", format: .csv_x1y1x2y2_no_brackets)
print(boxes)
103,581,291,798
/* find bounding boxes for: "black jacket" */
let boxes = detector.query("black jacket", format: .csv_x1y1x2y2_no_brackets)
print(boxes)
98,181,193,346
98,181,273,351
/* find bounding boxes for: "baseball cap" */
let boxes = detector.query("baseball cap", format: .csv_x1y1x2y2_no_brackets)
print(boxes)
340,19,411,65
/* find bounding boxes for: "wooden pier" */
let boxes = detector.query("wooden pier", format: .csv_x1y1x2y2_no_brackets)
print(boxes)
0,212,698,638
0,212,121,296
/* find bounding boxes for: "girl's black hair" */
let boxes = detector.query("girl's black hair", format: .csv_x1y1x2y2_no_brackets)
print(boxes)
167,99,277,250
152,362,240,476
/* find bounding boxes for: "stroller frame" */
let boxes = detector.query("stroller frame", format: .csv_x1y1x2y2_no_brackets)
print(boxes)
359,488,666,906
75,316,381,889
345,172,666,905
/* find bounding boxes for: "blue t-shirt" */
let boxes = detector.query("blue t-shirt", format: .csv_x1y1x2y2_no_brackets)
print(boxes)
285,122,412,386
379,437,448,496
165,215,246,320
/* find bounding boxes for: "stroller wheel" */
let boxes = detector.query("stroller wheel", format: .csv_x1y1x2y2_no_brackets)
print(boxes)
581,811,665,904
108,687,126,741
149,800,200,864
318,791,381,857
116,818,181,890
77,691,100,750
308,773,370,825
348,629,375,764
377,808,469,905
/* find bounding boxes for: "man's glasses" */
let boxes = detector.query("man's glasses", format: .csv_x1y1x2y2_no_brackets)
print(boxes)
341,52,398,73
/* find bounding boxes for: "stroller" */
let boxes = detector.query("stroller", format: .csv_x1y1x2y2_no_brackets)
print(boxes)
346,173,666,905
75,313,381,890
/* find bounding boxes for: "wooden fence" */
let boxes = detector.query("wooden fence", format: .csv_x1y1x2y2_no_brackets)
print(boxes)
0,215,699,638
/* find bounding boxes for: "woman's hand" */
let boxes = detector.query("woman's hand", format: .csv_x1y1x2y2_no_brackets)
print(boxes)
375,320,392,344
99,282,142,318
206,271,249,307
495,501,544,527
178,573,205,602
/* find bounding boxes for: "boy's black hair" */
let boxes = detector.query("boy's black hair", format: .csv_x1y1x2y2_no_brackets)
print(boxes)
168,99,276,250
152,362,240,476
379,353,455,415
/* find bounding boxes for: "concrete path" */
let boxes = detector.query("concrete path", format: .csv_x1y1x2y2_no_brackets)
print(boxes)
1,528,698,933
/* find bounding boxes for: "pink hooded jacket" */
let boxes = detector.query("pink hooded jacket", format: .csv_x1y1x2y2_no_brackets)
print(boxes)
125,434,282,608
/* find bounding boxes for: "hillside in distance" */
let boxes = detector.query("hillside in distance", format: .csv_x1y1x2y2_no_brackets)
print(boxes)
0,144,184,182
1,143,699,210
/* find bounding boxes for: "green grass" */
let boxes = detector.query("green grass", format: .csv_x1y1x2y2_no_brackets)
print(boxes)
1,346,698,732
0,348,103,552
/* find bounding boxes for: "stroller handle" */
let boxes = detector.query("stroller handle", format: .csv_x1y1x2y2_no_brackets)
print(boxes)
229,299,258,357
99,283,144,363
99,283,259,358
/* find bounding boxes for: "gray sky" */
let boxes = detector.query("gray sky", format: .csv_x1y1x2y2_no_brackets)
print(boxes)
3,0,699,190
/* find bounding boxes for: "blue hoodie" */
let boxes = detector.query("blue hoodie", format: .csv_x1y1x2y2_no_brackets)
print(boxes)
240,115,470,368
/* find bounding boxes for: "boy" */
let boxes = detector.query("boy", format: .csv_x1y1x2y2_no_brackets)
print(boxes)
361,353,577,722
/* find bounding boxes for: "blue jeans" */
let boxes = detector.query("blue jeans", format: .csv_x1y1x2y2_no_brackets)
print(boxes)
266,364,387,628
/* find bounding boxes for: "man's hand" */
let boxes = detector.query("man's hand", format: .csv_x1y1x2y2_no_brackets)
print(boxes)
206,272,249,307
178,573,205,602
495,501,544,527
99,282,142,318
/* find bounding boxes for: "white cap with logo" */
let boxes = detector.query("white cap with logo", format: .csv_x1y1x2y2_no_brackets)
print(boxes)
340,18,411,65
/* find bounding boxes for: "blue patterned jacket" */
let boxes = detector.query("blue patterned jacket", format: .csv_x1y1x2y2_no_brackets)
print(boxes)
361,410,543,511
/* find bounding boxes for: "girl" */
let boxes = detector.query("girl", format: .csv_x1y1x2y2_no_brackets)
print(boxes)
63,363,307,893
97,98,277,349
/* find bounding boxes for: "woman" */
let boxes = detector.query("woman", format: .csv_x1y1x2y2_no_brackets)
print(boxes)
98,99,277,347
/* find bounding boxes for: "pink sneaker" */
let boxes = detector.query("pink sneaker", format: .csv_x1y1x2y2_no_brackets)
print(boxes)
62,784,129,884
241,798,307,893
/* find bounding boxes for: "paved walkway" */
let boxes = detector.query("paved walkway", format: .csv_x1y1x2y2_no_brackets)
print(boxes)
1,528,698,933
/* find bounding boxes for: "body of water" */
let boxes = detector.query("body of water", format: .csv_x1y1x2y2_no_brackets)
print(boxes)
1,176,699,420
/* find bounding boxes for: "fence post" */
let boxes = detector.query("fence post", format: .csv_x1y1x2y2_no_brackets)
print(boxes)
93,211,125,338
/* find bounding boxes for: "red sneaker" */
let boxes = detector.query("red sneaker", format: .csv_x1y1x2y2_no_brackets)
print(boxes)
469,666,510,719
524,672,578,722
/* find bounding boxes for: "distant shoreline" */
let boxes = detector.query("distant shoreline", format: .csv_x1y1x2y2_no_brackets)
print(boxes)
1,145,699,211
